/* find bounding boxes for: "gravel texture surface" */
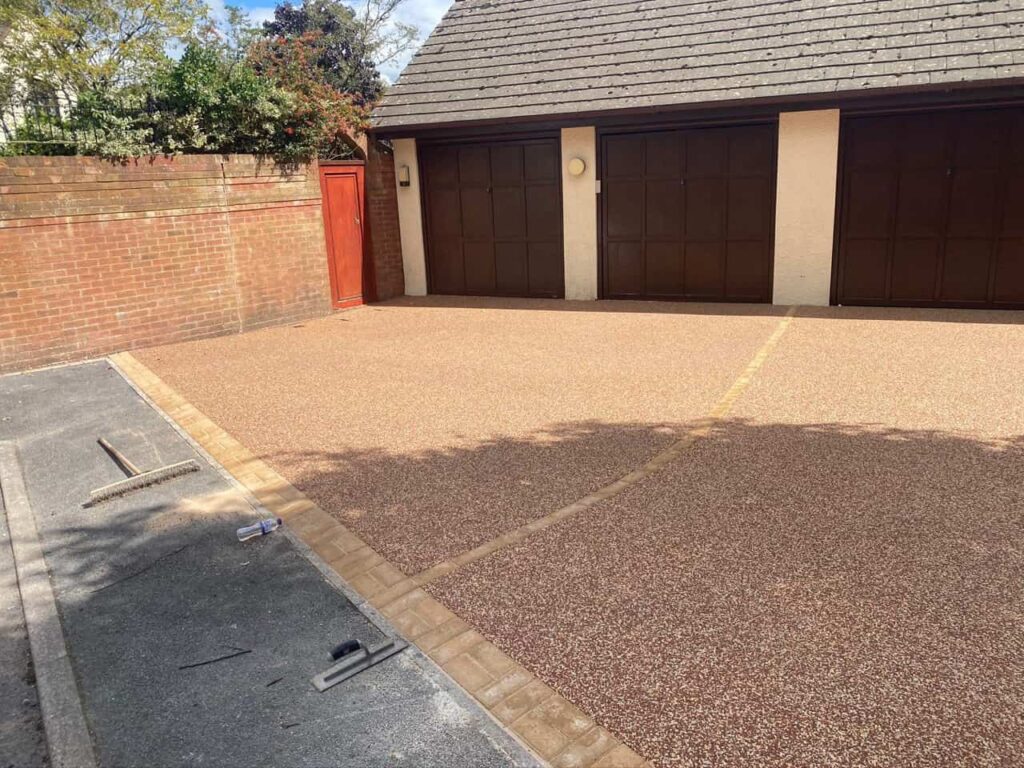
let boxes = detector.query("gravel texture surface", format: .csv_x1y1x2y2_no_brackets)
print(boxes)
429,307,1024,766
136,297,785,573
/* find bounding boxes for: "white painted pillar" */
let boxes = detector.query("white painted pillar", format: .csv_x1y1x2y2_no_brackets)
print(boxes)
560,127,599,300
393,138,428,296
772,109,841,306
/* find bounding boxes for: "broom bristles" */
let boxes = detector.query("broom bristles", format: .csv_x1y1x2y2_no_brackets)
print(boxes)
84,460,201,507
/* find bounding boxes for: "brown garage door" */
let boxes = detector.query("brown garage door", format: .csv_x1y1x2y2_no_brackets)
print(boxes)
836,107,1024,308
601,124,775,302
419,138,564,298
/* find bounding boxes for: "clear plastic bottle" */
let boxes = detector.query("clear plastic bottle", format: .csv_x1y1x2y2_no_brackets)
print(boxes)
236,517,283,542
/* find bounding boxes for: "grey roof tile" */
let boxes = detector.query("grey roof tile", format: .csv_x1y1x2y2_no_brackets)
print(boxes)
373,0,1024,130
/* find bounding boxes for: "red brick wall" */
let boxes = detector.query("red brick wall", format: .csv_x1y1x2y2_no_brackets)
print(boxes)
0,154,334,374
365,140,404,300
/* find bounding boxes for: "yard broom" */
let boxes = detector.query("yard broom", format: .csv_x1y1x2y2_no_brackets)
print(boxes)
83,438,200,508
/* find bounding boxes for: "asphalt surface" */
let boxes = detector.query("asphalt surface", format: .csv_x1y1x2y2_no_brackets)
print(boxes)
136,298,1024,767
0,361,537,768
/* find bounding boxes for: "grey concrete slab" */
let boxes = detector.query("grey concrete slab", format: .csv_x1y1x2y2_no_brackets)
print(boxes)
0,361,538,768
0,471,48,768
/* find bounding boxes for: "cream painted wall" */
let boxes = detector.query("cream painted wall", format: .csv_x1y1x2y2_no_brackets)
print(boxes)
560,127,599,300
772,109,841,306
393,138,428,296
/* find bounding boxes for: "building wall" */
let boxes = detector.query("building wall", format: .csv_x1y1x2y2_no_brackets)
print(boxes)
0,154,332,374
772,110,841,306
365,140,405,300
392,138,428,296
560,127,599,300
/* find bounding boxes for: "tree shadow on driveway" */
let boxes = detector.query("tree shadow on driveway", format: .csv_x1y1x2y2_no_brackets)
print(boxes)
268,420,682,573
221,410,1024,766
414,418,1024,767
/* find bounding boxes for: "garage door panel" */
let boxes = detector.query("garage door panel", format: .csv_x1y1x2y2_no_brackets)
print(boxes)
428,187,462,238
421,138,564,299
993,240,1024,302
458,146,490,187
891,240,940,301
941,240,993,302
525,183,562,239
947,170,1000,238
845,170,896,237
684,242,726,298
837,106,1024,308
461,188,494,239
646,180,681,239
846,118,898,168
606,181,645,238
1011,113,1024,165
728,177,771,240
604,136,643,179
953,113,1006,169
646,133,681,177
464,241,497,293
494,242,527,295
841,241,889,301
423,145,459,186
524,142,558,182
1005,175,1024,237
490,145,523,184
430,238,465,294
729,128,774,175
726,241,768,300
686,131,728,177
896,171,947,237
685,178,726,241
900,116,948,168
527,242,564,297
645,242,682,295
606,242,644,296
492,187,526,239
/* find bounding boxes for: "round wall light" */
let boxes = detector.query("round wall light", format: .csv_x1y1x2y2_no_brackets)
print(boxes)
567,157,587,177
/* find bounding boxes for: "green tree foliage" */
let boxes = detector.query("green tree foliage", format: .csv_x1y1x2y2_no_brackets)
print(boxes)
261,0,417,104
0,0,208,96
249,31,368,160
150,43,292,156
6,41,295,159
0,0,419,160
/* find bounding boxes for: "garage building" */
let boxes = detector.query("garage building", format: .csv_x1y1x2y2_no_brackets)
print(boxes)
372,0,1024,309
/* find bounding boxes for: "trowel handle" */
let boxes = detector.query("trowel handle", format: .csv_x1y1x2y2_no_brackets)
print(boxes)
330,640,364,660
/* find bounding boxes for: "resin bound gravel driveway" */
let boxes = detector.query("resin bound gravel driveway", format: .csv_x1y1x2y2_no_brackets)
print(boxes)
137,297,1024,767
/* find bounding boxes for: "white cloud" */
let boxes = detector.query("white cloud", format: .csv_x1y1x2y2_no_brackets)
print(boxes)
245,6,278,24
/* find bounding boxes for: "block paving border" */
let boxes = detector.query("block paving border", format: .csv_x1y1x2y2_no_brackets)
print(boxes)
110,351,651,768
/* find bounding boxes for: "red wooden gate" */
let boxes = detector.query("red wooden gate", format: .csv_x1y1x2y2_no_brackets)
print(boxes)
319,162,371,308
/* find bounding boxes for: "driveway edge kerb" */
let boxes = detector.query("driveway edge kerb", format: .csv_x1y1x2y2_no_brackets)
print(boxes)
0,442,97,768
109,352,647,768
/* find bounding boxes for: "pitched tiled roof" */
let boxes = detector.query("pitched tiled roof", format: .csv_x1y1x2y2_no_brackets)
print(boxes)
373,0,1024,130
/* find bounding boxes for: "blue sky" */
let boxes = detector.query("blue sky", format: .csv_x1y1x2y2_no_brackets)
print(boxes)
231,0,451,82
